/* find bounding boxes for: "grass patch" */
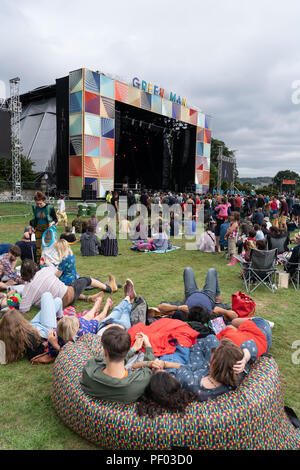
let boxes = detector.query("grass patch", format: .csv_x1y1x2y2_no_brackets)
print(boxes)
0,206,300,449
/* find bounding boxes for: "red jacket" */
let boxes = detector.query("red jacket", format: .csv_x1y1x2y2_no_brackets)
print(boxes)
128,318,199,357
216,320,267,357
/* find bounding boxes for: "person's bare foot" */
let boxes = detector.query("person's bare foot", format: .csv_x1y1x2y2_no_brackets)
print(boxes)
98,297,114,320
93,292,104,315
215,296,223,303
124,279,136,299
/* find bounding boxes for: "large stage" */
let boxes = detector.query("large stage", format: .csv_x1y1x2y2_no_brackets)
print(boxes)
11,69,212,197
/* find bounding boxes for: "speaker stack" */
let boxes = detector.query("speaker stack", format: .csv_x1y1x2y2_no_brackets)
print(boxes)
82,184,96,200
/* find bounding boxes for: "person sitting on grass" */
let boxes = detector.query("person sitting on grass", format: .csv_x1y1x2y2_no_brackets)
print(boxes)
60,227,77,244
54,239,78,286
80,223,100,256
2,259,118,313
80,328,162,404
0,245,22,290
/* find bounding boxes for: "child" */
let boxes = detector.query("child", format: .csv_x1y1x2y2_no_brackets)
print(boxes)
225,212,240,266
243,228,257,262
55,239,77,286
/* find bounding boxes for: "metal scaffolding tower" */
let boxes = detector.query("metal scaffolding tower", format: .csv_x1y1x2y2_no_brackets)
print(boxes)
9,77,22,200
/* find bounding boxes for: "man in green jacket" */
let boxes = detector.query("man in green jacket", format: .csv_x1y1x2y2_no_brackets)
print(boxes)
80,327,161,404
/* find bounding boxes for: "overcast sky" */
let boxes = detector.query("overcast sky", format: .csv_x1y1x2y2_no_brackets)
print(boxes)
1,0,300,178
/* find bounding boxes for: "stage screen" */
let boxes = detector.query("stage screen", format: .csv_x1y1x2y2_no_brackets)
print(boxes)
221,157,234,184
0,109,11,159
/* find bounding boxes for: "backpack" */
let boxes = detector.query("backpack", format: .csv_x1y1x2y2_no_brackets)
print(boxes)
130,297,148,326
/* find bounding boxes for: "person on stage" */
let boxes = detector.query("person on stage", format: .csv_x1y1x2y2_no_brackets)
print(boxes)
30,191,57,264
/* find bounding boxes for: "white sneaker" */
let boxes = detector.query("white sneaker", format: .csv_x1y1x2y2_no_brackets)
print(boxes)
267,321,275,329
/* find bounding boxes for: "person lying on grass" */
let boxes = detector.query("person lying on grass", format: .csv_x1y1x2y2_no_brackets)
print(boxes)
49,279,138,357
0,292,109,364
149,267,238,323
135,317,272,414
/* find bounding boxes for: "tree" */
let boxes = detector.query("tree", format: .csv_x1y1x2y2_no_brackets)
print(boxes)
0,137,37,188
273,170,300,190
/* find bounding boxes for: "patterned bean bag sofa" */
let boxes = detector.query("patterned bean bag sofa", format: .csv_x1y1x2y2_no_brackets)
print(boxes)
51,334,300,450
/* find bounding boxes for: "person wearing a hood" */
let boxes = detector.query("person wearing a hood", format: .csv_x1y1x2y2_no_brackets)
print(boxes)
80,224,100,256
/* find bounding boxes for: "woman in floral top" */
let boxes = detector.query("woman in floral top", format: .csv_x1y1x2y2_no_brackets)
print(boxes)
55,239,77,286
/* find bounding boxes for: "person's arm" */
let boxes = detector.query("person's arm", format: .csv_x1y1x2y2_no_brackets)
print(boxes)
49,206,58,225
213,306,238,321
55,270,63,278
232,347,251,374
47,329,61,352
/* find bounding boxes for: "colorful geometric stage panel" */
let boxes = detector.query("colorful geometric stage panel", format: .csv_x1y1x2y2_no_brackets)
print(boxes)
69,176,83,198
100,96,115,119
70,135,82,156
151,95,162,115
99,157,114,178
172,102,181,120
100,138,114,157
101,118,115,139
100,75,115,100
84,157,101,178
85,114,100,137
70,114,82,136
127,86,141,108
84,135,100,157
70,92,83,114
85,91,100,115
70,69,83,94
115,81,129,103
141,91,152,111
99,179,114,198
69,156,82,177
85,70,100,94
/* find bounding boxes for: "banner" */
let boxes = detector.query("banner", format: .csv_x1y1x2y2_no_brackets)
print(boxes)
282,180,296,185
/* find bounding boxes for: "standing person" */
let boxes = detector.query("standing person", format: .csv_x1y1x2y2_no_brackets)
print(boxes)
110,191,119,220
30,191,57,265
56,195,68,228
269,196,278,221
225,212,240,266
278,197,288,232
214,197,231,254
234,194,242,213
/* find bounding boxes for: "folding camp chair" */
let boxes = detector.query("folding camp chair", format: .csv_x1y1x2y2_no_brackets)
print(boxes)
268,235,289,255
283,251,300,291
241,248,278,294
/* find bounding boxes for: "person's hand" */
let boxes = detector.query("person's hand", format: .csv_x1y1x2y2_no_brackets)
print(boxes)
132,333,144,352
137,333,152,348
149,359,164,370
233,350,250,374
47,329,60,349
7,290,16,297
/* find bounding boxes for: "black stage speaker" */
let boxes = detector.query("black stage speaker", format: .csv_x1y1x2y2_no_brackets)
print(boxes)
0,109,11,159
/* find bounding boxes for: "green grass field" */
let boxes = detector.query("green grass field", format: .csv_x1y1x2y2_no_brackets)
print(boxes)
0,203,300,450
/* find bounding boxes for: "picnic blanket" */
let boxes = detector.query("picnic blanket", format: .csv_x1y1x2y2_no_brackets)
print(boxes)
131,244,181,254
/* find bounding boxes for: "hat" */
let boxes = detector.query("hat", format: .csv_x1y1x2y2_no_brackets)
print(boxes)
7,293,22,310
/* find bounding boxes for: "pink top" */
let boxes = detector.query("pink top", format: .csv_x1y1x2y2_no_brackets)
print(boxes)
215,203,231,217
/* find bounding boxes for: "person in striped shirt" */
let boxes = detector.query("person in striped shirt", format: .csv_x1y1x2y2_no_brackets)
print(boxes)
9,259,118,314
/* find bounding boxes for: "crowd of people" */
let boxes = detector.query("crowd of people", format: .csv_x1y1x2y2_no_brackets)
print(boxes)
0,189,283,418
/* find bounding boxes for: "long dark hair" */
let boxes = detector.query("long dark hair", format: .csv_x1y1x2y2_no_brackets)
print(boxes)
137,372,196,417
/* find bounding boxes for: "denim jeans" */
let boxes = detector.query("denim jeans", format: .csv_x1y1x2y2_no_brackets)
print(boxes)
30,292,63,339
184,267,221,307
98,299,132,331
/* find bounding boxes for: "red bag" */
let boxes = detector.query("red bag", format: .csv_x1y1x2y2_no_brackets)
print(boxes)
232,291,255,317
